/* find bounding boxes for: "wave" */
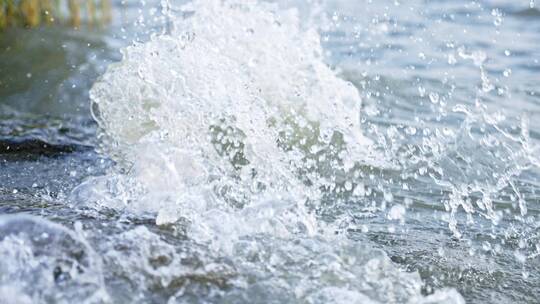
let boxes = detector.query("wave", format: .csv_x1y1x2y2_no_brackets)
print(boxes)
66,0,470,302
79,0,380,235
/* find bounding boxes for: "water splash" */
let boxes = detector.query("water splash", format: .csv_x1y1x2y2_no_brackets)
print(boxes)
70,0,467,302
81,0,379,229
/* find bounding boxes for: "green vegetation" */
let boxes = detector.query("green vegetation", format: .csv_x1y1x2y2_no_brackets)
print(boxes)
0,0,111,30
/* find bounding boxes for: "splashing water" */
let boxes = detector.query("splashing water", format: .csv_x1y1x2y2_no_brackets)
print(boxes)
79,0,380,239
2,0,539,302
68,0,470,302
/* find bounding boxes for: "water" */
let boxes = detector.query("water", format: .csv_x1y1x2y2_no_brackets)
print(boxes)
0,0,539,303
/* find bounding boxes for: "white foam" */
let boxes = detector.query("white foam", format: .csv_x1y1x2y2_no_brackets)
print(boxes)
73,1,464,302
81,0,380,234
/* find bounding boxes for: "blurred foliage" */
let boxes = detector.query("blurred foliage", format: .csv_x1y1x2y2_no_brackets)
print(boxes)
0,0,111,30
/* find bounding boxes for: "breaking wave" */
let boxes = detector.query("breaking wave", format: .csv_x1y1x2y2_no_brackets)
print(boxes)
64,0,482,302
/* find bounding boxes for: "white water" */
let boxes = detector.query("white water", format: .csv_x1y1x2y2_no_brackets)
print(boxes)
2,0,535,302
80,0,379,244
66,0,467,302
1,0,539,302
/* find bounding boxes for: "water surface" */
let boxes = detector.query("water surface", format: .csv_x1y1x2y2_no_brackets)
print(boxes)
0,0,539,303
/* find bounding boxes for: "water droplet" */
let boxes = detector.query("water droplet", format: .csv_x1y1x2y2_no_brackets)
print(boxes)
437,247,445,256
491,9,503,26
353,183,366,197
448,54,457,65
514,251,526,263
387,204,406,221
405,126,417,135
383,190,394,202
429,92,440,104
418,86,426,97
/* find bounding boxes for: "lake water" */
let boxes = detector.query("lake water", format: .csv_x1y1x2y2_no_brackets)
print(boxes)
0,0,539,303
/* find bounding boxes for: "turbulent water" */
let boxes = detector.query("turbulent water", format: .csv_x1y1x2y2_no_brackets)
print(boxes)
0,0,539,303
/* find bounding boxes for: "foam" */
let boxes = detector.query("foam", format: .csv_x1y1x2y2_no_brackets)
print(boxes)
72,1,465,302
